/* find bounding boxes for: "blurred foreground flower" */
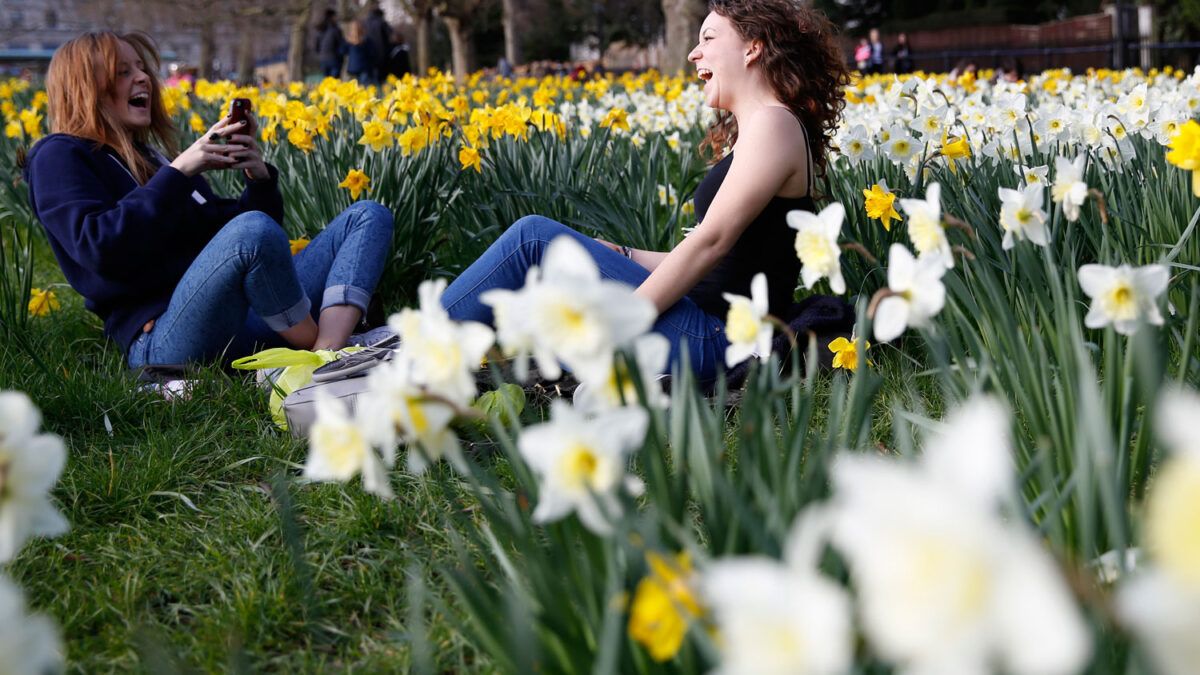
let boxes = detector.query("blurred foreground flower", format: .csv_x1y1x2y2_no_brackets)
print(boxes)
27,287,59,317
1077,263,1169,335
827,397,1091,675
789,201,847,294
872,244,947,343
722,272,773,368
0,576,62,675
337,169,372,200
1116,387,1200,675
703,555,852,675
304,394,393,499
482,236,655,381
628,551,700,662
518,400,647,535
0,391,69,562
574,333,670,413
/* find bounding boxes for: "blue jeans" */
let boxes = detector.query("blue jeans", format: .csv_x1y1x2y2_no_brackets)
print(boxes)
127,201,393,368
442,215,730,384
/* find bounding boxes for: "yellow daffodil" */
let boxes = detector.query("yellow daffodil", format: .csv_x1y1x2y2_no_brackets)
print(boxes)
4,120,19,138
396,126,429,156
600,107,630,132
28,287,60,316
337,169,372,200
1166,119,1200,197
828,336,871,371
628,552,701,662
188,113,206,133
863,183,901,231
18,109,42,138
357,119,394,152
458,145,482,173
286,125,314,153
289,238,310,256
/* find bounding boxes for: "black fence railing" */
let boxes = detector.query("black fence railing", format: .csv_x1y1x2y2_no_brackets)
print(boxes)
899,41,1200,74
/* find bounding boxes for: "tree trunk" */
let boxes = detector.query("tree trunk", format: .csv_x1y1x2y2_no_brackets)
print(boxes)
443,15,472,79
237,27,256,84
415,13,431,75
501,0,521,66
661,0,704,75
198,20,217,79
287,2,312,82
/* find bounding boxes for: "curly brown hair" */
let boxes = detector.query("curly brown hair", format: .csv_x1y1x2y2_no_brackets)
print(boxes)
698,0,849,180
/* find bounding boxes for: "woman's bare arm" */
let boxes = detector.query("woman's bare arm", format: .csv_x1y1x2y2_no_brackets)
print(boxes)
634,108,808,314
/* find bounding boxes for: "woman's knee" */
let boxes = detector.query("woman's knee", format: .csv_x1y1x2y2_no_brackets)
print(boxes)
222,211,290,251
342,200,394,238
506,215,571,245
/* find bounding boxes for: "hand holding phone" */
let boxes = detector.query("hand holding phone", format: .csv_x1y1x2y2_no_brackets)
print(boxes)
228,98,251,129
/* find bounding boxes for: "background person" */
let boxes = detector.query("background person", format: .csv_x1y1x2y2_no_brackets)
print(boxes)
23,31,394,370
439,0,849,385
314,9,346,78
892,32,914,74
344,19,376,83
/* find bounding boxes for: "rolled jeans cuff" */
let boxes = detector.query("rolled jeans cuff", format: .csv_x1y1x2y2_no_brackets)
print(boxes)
261,295,312,332
321,285,371,314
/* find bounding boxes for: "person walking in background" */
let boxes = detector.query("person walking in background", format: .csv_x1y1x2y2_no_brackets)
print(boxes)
892,32,913,74
868,28,884,74
364,8,390,84
854,38,870,72
344,20,376,83
386,30,411,79
314,9,346,78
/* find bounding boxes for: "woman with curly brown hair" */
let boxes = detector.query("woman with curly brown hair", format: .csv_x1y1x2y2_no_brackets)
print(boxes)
440,0,849,384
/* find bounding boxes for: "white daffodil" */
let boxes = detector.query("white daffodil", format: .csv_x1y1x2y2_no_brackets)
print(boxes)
998,184,1049,250
389,278,495,407
1077,263,1169,335
0,575,62,675
573,333,670,412
788,202,847,294
883,126,920,164
702,558,852,675
518,400,648,535
1114,387,1200,675
304,393,393,499
480,269,540,382
839,124,876,165
722,272,774,368
359,359,463,474
828,396,1091,675
487,236,656,381
0,391,68,563
872,244,947,343
898,182,954,269
1015,163,1049,186
1051,154,1089,222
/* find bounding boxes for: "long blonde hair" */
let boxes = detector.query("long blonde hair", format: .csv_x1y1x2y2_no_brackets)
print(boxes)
45,31,178,184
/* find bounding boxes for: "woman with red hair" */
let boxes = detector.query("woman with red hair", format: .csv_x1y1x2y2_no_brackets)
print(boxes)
440,0,850,384
23,32,393,369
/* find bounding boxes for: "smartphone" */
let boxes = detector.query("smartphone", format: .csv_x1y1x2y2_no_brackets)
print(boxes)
228,98,251,127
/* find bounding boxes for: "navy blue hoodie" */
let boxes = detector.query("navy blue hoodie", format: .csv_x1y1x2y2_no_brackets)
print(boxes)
23,133,285,352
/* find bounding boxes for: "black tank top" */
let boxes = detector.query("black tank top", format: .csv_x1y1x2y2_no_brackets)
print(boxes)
685,137,816,320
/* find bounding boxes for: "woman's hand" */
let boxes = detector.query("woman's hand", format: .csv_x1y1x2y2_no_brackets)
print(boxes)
224,112,270,181
594,237,623,254
169,115,241,177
